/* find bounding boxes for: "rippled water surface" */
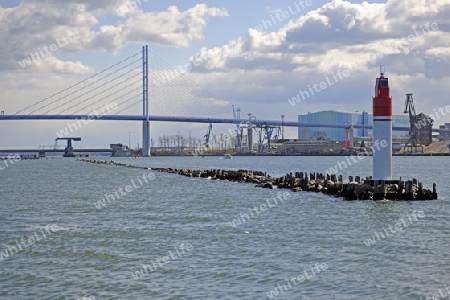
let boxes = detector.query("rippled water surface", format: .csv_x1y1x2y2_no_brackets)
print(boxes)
0,156,449,299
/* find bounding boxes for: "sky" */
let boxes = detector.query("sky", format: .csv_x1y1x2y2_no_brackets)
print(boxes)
0,0,449,149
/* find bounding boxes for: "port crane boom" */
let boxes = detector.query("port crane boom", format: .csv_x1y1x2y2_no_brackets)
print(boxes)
403,93,422,153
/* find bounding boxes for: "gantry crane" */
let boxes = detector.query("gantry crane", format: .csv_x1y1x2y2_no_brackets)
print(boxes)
232,105,242,150
203,123,212,148
403,94,423,153
255,123,281,153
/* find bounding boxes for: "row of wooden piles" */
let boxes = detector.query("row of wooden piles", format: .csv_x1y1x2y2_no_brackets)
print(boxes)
79,159,438,201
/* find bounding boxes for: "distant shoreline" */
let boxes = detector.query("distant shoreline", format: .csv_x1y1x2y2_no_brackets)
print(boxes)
148,152,450,157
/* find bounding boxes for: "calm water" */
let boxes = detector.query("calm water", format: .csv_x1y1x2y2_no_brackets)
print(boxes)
0,156,449,299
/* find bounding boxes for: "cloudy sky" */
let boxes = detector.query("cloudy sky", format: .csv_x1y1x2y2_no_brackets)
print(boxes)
0,0,449,148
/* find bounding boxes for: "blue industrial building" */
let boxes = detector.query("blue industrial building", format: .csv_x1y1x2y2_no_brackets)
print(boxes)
297,110,410,141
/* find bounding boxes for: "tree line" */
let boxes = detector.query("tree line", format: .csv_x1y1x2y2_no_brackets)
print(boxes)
155,133,238,152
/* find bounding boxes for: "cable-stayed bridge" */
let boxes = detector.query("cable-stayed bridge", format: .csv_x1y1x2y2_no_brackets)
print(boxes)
0,45,445,156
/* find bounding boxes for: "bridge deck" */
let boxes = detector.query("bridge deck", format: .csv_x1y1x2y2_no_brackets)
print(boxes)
0,114,446,133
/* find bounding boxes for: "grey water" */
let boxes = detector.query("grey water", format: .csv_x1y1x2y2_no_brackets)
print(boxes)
0,155,449,299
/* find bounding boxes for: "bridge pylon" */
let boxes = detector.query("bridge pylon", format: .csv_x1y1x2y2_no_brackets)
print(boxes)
142,45,150,157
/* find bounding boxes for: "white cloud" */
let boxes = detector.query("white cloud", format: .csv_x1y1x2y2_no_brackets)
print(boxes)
265,6,282,14
186,0,450,120
0,1,228,72
121,4,229,48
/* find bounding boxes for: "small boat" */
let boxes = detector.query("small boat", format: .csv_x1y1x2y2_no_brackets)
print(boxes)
223,154,232,159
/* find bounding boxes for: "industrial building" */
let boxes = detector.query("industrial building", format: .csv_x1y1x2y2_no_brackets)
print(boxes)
272,139,343,155
110,143,132,157
297,110,411,142
438,123,450,141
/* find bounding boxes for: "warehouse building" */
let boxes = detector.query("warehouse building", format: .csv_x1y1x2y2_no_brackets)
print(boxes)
297,110,410,142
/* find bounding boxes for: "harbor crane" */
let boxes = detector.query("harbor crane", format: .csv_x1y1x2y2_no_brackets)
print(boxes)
255,123,281,153
403,94,423,153
232,105,242,150
203,123,212,148
54,137,81,157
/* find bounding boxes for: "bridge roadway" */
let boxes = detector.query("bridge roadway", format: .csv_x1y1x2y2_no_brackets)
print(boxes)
2,114,447,133
1,114,441,132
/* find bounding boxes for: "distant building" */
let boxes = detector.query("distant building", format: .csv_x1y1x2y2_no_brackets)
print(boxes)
110,143,131,157
273,139,342,154
297,110,410,142
438,123,450,141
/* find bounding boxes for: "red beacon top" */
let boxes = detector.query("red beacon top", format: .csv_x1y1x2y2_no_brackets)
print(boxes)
375,72,390,98
373,68,392,118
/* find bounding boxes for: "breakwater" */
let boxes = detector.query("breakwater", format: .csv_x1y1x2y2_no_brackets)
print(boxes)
79,159,438,201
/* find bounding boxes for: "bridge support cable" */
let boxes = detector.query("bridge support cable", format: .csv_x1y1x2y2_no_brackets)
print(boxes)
14,51,141,115
146,69,228,118
146,48,230,119
52,71,142,115
65,75,142,115
110,91,143,114
146,70,221,117
39,63,141,115
113,98,142,114
80,87,143,116
50,61,142,115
